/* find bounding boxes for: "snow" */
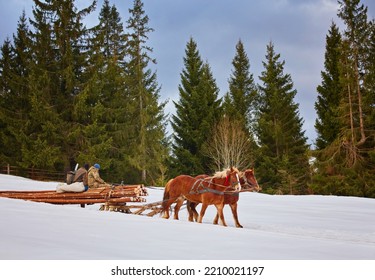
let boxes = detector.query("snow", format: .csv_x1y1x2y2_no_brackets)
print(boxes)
0,173,374,261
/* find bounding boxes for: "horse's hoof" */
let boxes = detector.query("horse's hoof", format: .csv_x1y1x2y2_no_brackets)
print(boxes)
237,224,243,228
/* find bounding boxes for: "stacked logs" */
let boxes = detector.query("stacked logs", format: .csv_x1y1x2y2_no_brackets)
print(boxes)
0,185,148,205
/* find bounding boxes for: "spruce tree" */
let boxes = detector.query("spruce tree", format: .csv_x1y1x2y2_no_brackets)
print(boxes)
171,38,222,176
125,0,168,184
196,63,222,170
94,0,127,61
224,39,257,131
337,0,369,148
223,39,258,168
365,21,375,135
0,12,33,165
315,22,342,150
73,0,127,181
19,0,97,171
256,42,310,194
311,0,375,197
0,39,15,164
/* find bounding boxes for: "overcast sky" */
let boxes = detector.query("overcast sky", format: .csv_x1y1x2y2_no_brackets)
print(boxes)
0,0,374,146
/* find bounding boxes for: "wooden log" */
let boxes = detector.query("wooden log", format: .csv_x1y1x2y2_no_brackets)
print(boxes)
25,196,146,204
0,190,55,195
1,191,140,200
0,184,148,206
109,197,146,203
0,187,145,200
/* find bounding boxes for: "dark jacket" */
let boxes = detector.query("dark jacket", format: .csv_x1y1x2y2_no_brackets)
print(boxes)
73,167,88,186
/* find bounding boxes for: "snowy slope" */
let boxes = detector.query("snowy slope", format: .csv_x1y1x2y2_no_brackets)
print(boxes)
0,174,374,260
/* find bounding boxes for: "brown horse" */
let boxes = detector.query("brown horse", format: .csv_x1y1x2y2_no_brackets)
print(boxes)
161,167,241,226
187,168,261,228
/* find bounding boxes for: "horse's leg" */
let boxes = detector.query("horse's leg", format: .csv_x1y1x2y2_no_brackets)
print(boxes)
187,201,194,222
214,204,227,227
192,203,199,222
162,204,170,219
173,197,184,220
162,198,175,219
229,202,243,228
198,203,208,223
213,212,219,225
213,204,226,224
187,202,199,222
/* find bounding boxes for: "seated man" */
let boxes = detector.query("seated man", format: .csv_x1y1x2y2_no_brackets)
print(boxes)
88,163,111,189
56,163,89,193
73,163,89,191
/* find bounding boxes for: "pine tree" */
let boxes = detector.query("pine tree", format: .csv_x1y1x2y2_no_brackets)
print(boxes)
73,0,128,181
363,21,375,197
224,39,257,130
20,0,96,170
315,22,342,150
256,42,310,194
94,0,127,61
171,38,222,176
365,21,375,134
0,39,15,164
311,0,375,197
223,39,258,168
11,11,32,111
0,12,33,165
337,0,369,148
125,0,168,184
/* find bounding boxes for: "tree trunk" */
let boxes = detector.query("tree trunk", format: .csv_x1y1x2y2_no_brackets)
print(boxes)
355,61,366,146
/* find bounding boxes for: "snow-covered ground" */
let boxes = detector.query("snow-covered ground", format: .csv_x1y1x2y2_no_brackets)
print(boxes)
0,174,374,279
0,173,374,260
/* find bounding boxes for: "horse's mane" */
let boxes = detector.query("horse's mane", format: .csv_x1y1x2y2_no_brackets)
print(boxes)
213,167,239,178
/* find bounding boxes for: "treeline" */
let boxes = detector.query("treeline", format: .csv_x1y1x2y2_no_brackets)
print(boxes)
0,0,374,197
0,0,168,184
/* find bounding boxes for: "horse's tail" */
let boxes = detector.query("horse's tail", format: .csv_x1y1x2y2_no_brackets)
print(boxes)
161,178,174,215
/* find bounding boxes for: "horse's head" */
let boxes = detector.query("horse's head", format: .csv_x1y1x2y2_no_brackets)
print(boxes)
225,167,242,191
240,169,261,192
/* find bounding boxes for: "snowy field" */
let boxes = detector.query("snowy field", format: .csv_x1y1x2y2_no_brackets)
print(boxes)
0,174,374,279
0,173,374,260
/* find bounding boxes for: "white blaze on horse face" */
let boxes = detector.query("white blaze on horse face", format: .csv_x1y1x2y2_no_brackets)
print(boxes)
252,174,260,192
235,173,241,191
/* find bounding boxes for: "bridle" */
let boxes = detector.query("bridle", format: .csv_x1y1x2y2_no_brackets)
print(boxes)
241,170,259,190
222,171,241,191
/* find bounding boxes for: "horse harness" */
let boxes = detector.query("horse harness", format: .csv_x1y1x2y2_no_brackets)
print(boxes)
189,176,241,196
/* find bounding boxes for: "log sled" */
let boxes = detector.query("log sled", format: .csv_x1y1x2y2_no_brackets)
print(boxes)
0,184,158,214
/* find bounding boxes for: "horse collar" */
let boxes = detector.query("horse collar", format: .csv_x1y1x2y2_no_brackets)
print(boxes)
224,175,230,186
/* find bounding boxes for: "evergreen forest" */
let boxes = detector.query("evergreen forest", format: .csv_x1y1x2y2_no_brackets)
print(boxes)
0,0,374,197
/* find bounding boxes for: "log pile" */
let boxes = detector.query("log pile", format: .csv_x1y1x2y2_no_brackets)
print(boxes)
0,185,148,205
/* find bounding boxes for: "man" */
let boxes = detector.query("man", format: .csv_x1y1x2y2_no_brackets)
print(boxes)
57,163,89,193
73,163,89,191
88,163,111,189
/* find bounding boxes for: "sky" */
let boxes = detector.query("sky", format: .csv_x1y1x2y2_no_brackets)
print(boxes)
0,0,374,146
0,173,375,279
